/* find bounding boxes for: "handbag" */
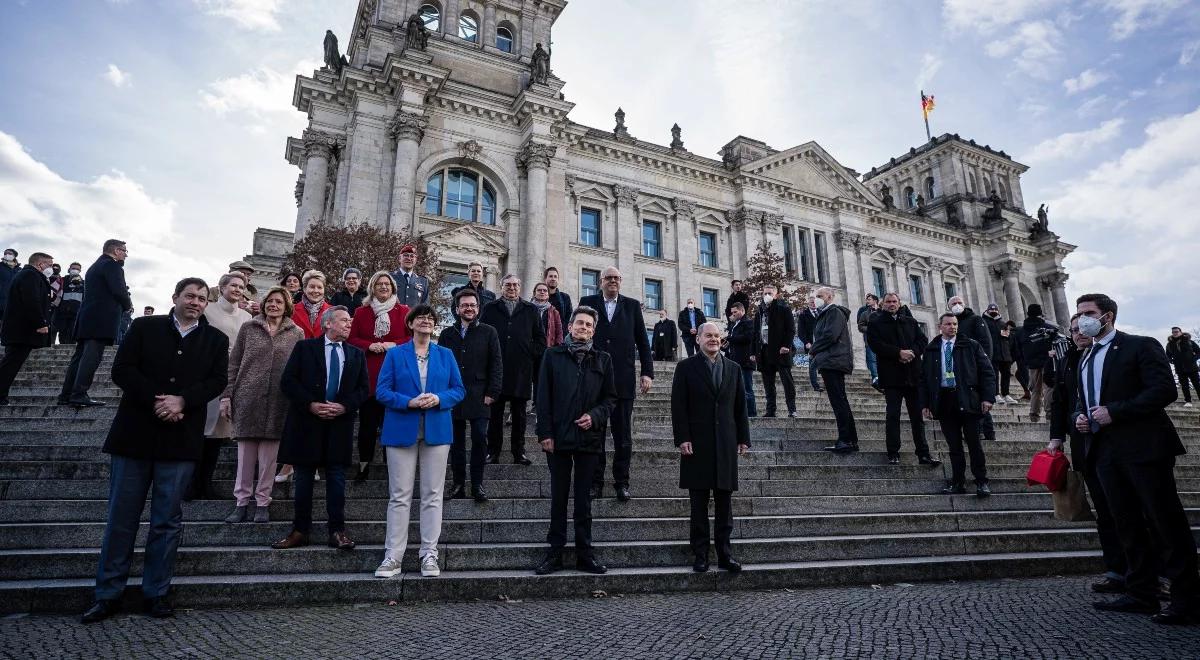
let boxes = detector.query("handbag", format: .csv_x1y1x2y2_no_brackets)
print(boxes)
1026,449,1070,491
1053,471,1095,522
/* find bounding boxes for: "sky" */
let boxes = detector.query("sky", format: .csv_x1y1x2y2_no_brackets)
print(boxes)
0,0,1197,338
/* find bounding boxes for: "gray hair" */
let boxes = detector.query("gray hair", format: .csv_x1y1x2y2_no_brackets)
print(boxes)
815,286,835,298
321,305,349,327
501,273,520,284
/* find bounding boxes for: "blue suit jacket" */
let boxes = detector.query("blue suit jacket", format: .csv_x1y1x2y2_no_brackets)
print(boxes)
376,342,465,446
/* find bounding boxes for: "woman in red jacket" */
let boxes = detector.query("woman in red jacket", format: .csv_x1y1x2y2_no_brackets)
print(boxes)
347,271,411,482
290,270,332,339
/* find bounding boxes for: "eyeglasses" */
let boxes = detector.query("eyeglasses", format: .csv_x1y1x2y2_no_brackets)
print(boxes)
458,303,479,309
603,275,622,281
503,283,521,288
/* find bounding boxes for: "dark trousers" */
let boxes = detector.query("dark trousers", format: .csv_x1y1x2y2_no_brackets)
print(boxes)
682,335,698,357
55,312,78,345
883,386,928,457
594,398,634,489
936,389,987,485
488,395,527,459
188,437,224,498
1179,372,1200,402
689,488,733,560
357,398,385,465
1082,462,1129,581
805,355,822,390
761,363,796,415
547,451,599,552
451,417,489,486
741,367,757,417
1014,361,1030,394
0,344,34,398
979,411,995,440
59,339,106,401
820,370,859,445
994,360,1012,396
1093,452,1198,605
292,464,346,534
95,455,194,600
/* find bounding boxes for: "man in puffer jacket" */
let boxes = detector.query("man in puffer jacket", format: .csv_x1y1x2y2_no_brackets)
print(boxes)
811,287,859,454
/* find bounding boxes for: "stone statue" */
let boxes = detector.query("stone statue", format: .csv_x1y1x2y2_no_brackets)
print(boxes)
405,12,429,51
915,193,925,207
613,107,630,140
530,43,551,85
982,189,1004,223
1036,204,1049,230
879,183,893,209
670,123,684,150
946,203,961,226
324,30,348,75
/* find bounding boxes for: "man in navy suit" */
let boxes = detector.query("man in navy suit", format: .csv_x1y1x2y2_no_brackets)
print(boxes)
577,266,653,501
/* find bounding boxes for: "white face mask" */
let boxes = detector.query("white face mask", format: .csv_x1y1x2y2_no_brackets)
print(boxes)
1078,313,1108,338
69,269,80,276
42,266,55,278
2,254,13,262
950,303,965,315
687,304,694,310
814,297,828,309
762,294,773,304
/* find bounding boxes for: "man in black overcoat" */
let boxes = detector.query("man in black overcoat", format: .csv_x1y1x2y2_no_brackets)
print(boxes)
0,252,54,404
677,298,706,357
867,293,939,466
272,306,369,552
543,266,572,344
440,288,503,502
60,239,133,407
578,266,653,501
724,279,750,323
796,296,823,392
673,322,750,573
753,284,796,417
651,309,678,361
479,274,545,466
724,302,757,417
81,278,229,623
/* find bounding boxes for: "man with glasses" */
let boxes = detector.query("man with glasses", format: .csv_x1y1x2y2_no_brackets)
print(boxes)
480,274,545,466
59,239,133,407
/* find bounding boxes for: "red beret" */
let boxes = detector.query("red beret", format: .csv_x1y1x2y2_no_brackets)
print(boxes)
400,244,416,255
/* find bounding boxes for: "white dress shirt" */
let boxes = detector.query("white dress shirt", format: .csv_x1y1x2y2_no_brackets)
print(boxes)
1080,330,1115,409
603,296,618,322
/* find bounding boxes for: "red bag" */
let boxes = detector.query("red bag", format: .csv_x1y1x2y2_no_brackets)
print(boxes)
1026,450,1070,491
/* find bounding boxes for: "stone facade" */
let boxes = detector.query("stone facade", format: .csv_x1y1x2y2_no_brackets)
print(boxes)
244,0,1075,347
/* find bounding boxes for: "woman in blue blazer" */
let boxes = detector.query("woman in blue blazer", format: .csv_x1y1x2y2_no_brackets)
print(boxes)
373,304,465,579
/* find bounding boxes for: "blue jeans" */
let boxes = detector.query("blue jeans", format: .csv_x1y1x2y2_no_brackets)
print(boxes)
741,368,757,417
293,464,347,534
95,455,194,600
451,417,490,486
864,343,878,381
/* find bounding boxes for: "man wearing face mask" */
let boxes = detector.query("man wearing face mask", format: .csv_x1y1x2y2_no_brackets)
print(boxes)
0,249,20,332
753,284,797,418
796,297,824,393
678,298,706,358
0,253,55,405
55,263,85,345
948,295,995,440
1073,293,1199,625
46,264,63,344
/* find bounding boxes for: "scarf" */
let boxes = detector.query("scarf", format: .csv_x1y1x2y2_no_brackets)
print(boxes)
302,298,323,324
565,335,593,365
531,298,551,315
503,298,518,316
369,294,398,338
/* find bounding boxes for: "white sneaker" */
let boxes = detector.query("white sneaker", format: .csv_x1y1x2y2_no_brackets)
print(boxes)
1185,402,1194,408
314,470,321,482
374,556,402,578
1006,395,1018,404
420,553,441,577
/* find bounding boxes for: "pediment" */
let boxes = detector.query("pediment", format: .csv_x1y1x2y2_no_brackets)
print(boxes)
423,222,508,255
744,142,880,207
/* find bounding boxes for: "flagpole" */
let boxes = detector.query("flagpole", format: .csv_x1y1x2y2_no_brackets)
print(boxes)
921,89,931,142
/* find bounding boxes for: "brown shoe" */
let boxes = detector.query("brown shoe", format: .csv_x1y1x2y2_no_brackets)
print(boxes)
270,530,309,549
329,530,356,551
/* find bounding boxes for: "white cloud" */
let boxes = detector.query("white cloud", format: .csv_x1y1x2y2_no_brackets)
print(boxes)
0,132,219,309
199,59,319,132
1181,40,1200,66
984,20,1061,78
1063,68,1110,95
1100,0,1186,40
193,0,286,32
104,63,131,88
943,0,1061,31
914,53,943,91
1077,94,1109,116
1023,118,1124,164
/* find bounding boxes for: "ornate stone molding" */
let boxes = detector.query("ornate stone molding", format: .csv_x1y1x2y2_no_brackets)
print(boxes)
1038,271,1069,288
458,139,482,161
728,208,762,228
672,197,695,220
835,230,859,251
891,249,913,264
858,235,876,252
991,259,1022,278
518,141,557,170
564,173,577,192
927,257,946,271
302,130,338,159
612,184,639,207
388,111,429,142
294,174,305,207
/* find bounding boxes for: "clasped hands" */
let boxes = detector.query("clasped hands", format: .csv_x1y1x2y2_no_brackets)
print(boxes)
368,342,396,354
154,395,185,423
898,349,915,364
309,401,347,419
406,393,441,410
540,414,594,453
678,441,748,455
1075,406,1111,433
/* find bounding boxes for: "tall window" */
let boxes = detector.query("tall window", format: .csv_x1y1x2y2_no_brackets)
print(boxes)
909,274,925,306
943,281,957,302
782,226,796,276
813,231,829,284
872,267,886,299
796,228,811,281
642,220,662,258
968,172,977,194
496,26,514,52
425,168,497,224
644,279,663,310
581,269,600,298
702,288,719,318
419,3,440,31
998,180,1010,203
579,207,601,246
698,232,717,268
904,186,916,208
458,13,478,42
925,176,936,200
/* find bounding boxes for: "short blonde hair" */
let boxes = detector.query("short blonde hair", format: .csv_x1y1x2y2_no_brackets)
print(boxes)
365,271,396,305
301,269,326,289
218,272,248,289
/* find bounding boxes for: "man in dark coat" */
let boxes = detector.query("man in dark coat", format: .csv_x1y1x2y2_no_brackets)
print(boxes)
81,278,229,623
949,295,996,439
54,262,85,345
390,244,430,307
479,274,545,466
724,280,750,323
543,266,572,343
651,309,678,361
449,262,497,323
0,248,20,331
673,322,750,573
796,297,824,392
725,302,757,417
812,287,858,453
856,294,880,387
533,305,616,576
1166,327,1200,405
1014,303,1059,422
578,266,653,501
867,293,939,466
272,306,369,552
753,284,796,417
677,298,706,357
920,313,996,497
1074,293,1198,624
440,288,503,502
59,239,133,407
0,252,54,405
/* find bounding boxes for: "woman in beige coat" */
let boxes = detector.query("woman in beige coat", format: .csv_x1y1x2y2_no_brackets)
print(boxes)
222,287,305,523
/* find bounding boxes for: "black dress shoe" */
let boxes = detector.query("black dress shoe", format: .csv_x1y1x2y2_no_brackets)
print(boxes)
69,397,105,407
942,483,967,495
1094,595,1160,614
692,555,710,572
472,485,489,503
918,456,942,467
1152,603,1198,625
487,454,499,465
514,455,532,466
446,483,466,500
142,596,175,619
534,552,563,575
590,484,604,499
717,557,743,573
1091,577,1127,594
353,465,369,485
56,397,72,406
81,599,121,624
762,413,776,418
975,483,992,498
577,555,607,574
825,443,858,454
615,485,631,502
887,455,900,465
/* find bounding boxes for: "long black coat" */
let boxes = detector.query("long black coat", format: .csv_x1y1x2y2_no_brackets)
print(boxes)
919,336,996,418
548,290,572,342
438,321,503,421
725,317,756,368
479,298,545,399
671,354,751,491
1166,334,1200,375
866,310,927,389
535,345,616,453
1015,316,1058,369
1050,346,1087,466
0,265,51,347
578,294,654,400
75,255,132,343
796,307,819,346
277,338,369,467
955,308,994,359
652,319,678,360
102,315,229,462
753,299,796,369
678,307,707,340
811,304,853,374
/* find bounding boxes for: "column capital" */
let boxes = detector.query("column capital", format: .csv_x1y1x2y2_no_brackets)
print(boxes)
518,140,557,170
612,183,639,207
991,259,1023,278
302,129,338,159
388,110,428,142
835,229,859,251
858,235,876,252
891,248,913,264
1038,271,1069,288
927,257,946,271
672,197,695,220
763,213,783,232
564,173,577,193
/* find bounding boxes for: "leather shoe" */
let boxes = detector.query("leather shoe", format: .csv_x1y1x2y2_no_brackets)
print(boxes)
270,530,309,549
472,485,489,503
918,456,942,467
942,483,967,495
590,484,604,499
329,530,356,551
825,443,858,454
69,397,105,407
887,455,900,465
353,465,369,485
1152,603,1198,625
577,555,607,574
692,555,710,572
142,596,175,619
487,454,499,465
447,483,466,500
616,485,631,502
975,483,992,498
1091,577,1126,594
56,397,72,406
717,557,743,573
534,552,563,575
81,599,121,624
514,454,532,466
1093,595,1160,614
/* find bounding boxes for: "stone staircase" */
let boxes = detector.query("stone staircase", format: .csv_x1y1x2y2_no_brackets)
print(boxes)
1,346,1197,613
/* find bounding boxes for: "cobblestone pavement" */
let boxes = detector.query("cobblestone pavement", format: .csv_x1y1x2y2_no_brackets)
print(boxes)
2,575,1198,659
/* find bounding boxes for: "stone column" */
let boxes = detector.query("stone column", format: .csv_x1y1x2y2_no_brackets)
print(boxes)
519,141,557,282
928,258,946,306
483,1,497,48
993,259,1023,322
445,0,460,36
857,235,876,298
612,184,639,276
892,249,912,302
834,230,859,295
387,110,428,233
673,198,697,311
1040,272,1070,328
331,136,349,223
728,209,749,280
296,130,337,238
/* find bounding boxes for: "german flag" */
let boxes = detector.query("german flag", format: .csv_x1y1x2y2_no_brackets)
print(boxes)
921,91,936,119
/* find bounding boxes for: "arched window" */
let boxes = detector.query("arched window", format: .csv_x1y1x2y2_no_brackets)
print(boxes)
458,12,478,43
903,186,915,209
419,3,440,32
998,179,1010,203
425,168,498,225
924,176,936,200
982,176,992,195
496,25,514,53
967,172,977,194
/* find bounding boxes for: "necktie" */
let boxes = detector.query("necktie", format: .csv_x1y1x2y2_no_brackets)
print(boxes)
1082,346,1100,413
712,358,722,389
943,341,955,387
326,343,341,401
